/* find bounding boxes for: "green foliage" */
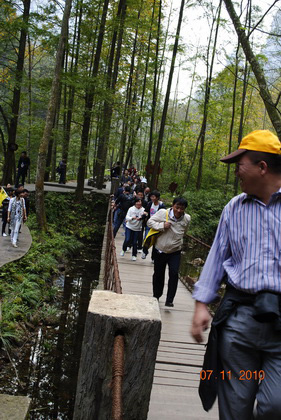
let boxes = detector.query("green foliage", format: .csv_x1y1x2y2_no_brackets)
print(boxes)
0,191,106,348
183,189,232,243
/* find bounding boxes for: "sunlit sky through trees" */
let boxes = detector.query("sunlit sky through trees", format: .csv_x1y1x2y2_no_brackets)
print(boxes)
164,0,279,100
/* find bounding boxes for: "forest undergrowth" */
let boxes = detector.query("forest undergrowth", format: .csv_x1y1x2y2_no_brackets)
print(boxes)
0,192,107,351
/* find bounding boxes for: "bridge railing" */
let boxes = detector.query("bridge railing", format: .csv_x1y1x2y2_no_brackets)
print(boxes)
103,200,122,294
103,200,124,420
74,197,161,420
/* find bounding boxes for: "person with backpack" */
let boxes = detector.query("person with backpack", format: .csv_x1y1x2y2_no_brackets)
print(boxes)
113,186,133,237
57,159,67,184
141,190,166,260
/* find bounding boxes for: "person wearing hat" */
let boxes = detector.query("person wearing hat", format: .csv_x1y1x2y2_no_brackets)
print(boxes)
191,130,281,419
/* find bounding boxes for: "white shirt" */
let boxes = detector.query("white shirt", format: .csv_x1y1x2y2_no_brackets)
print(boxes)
126,206,145,231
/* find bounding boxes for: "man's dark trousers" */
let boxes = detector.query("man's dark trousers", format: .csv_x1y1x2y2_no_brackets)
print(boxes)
153,249,181,304
15,171,26,187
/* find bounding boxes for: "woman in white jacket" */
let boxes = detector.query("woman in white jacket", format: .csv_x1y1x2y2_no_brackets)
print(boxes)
7,189,27,247
120,198,146,261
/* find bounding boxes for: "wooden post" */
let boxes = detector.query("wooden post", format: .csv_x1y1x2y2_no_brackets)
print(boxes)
73,290,161,420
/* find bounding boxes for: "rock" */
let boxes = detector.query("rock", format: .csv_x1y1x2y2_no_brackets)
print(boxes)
0,394,31,420
191,257,205,266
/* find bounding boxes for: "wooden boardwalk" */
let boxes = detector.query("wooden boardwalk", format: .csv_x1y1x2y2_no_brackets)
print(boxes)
114,230,219,420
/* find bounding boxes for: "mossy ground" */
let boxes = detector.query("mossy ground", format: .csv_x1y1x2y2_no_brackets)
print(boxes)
0,192,107,349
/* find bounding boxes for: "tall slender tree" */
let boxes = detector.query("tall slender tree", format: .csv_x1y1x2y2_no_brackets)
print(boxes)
95,0,127,190
150,0,185,189
35,0,73,231
2,0,31,185
223,0,281,138
75,0,110,201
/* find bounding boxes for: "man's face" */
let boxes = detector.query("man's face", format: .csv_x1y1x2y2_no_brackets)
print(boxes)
235,154,260,195
137,192,144,200
172,203,185,219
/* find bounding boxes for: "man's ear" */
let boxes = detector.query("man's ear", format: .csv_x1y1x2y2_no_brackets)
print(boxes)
259,160,268,174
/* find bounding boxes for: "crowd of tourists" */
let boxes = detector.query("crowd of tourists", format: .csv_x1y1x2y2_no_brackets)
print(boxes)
111,164,190,307
112,130,281,419
1,184,29,248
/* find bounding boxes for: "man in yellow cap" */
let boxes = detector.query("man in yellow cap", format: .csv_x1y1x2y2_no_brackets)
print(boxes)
191,130,281,419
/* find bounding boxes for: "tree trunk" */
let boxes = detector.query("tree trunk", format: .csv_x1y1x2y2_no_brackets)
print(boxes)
95,0,127,190
119,1,143,167
62,0,83,162
27,34,32,183
150,0,185,190
35,0,73,231
75,0,110,201
185,1,222,189
146,0,161,182
196,0,222,190
177,50,198,179
225,44,239,189
2,0,31,185
223,0,281,138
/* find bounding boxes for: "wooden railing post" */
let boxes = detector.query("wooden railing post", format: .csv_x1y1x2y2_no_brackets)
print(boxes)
73,291,161,420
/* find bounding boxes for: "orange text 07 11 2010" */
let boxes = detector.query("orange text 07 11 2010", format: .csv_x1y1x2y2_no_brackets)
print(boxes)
200,370,265,381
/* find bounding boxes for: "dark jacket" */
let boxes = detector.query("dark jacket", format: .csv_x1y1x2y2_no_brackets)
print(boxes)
144,201,166,222
17,156,30,174
115,193,134,215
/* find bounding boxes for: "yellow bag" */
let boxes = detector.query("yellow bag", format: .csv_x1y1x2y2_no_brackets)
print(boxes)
0,187,8,207
143,210,168,249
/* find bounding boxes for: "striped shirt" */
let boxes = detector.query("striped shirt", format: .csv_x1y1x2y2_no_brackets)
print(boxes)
193,189,281,303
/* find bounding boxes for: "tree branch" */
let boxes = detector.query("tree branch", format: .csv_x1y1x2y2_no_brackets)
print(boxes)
0,105,10,133
247,0,280,38
274,91,281,107
252,27,281,38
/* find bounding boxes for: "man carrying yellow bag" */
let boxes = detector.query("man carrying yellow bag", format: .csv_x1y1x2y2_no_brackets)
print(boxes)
147,197,191,307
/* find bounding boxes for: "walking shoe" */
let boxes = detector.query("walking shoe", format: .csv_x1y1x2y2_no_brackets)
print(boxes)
12,243,18,248
165,302,174,307
131,256,137,261
141,252,146,259
120,250,125,256
2,233,7,237
137,249,142,253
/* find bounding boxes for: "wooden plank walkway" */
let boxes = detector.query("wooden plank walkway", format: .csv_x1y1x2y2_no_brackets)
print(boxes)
114,230,219,420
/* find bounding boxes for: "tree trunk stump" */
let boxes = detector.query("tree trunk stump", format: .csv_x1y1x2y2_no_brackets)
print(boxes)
73,290,161,420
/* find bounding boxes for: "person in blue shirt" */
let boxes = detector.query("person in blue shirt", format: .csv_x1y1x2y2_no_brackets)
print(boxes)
191,130,281,420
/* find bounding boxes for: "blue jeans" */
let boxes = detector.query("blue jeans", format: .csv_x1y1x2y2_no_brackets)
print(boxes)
122,227,139,256
113,211,125,237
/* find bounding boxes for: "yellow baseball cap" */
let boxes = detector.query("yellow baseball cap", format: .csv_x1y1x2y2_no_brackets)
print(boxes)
220,130,281,163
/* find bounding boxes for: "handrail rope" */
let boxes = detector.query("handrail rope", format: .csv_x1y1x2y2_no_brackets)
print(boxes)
111,334,125,420
186,233,211,249
104,198,124,419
